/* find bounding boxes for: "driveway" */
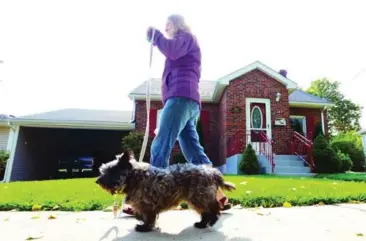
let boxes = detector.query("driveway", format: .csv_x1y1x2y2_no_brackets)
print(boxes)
1,204,366,241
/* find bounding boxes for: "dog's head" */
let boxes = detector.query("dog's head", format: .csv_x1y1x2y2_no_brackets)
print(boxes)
95,149,134,195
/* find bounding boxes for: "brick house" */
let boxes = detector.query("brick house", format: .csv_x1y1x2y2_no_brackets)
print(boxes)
129,61,334,176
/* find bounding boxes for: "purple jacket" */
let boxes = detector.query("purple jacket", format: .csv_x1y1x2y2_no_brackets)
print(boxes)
148,29,201,105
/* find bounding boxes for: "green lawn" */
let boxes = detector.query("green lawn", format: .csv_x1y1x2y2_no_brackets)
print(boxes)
316,172,366,182
0,175,366,211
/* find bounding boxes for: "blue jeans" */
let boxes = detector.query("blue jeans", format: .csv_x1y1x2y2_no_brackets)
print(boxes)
150,97,212,168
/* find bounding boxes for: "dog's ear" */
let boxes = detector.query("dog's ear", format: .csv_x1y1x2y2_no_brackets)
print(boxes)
116,149,133,169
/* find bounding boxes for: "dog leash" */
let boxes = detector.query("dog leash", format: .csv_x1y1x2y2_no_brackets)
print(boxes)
138,28,156,163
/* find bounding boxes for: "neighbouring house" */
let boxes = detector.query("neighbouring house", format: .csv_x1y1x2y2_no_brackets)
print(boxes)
3,60,334,182
3,109,134,182
0,114,14,151
129,61,334,176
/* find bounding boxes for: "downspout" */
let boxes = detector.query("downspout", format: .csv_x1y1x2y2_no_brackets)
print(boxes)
321,106,326,135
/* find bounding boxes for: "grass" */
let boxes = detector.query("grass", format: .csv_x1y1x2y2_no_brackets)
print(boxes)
316,172,366,182
1,175,366,211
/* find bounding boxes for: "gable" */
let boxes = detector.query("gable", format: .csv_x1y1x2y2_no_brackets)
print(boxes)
217,61,298,89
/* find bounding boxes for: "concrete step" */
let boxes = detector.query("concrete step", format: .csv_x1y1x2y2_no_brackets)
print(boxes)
274,155,304,161
275,159,305,167
274,165,311,174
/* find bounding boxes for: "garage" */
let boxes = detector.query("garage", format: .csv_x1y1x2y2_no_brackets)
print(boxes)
4,109,135,182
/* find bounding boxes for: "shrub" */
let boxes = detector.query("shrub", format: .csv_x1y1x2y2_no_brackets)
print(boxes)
122,131,152,163
336,151,353,173
312,134,339,173
312,122,323,141
239,144,260,174
0,150,10,179
331,138,365,172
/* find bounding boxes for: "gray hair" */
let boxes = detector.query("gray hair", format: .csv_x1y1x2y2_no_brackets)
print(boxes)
167,14,192,35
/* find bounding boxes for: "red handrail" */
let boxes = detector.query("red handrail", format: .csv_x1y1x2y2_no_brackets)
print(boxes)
290,131,315,171
226,130,275,173
258,131,275,173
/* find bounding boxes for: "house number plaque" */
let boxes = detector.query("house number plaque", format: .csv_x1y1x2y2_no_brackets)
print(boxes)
230,106,241,113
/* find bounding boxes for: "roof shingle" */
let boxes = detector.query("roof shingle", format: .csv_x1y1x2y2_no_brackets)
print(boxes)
17,109,133,123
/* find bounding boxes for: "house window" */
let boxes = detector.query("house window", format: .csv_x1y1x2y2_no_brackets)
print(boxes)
251,106,263,129
290,116,306,136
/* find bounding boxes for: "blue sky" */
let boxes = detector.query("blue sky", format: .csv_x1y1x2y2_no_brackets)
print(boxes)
0,0,365,127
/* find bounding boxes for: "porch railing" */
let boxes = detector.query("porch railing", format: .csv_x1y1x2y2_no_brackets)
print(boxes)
290,131,315,171
250,131,275,173
226,130,275,173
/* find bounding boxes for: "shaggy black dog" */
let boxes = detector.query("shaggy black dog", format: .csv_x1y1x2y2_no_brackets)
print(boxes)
95,149,236,232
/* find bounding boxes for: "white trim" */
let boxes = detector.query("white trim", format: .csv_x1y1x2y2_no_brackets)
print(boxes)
3,126,19,183
251,106,263,129
8,119,135,130
6,127,15,151
290,115,307,136
289,101,334,108
321,108,325,135
218,61,298,89
129,94,215,103
246,98,272,140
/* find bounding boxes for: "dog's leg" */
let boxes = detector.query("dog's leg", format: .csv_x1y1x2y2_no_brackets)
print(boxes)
135,211,157,232
207,201,220,227
194,212,211,229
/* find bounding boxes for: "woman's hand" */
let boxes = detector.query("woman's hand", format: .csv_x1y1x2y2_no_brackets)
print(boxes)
146,26,157,42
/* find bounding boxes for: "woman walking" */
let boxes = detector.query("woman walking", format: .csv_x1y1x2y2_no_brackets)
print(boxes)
122,14,231,215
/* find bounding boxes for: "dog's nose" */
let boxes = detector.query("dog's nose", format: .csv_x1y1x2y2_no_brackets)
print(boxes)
95,178,100,184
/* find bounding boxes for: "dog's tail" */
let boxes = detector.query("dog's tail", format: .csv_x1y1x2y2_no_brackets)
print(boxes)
222,181,236,192
214,173,236,192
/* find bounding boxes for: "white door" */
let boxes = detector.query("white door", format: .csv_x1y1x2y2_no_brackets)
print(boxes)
246,98,272,150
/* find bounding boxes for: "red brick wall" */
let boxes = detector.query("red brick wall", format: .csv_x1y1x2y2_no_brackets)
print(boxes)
218,89,228,166
290,107,329,137
134,100,221,166
221,69,292,156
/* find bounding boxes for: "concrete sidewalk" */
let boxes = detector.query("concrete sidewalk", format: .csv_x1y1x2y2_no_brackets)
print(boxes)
1,204,366,241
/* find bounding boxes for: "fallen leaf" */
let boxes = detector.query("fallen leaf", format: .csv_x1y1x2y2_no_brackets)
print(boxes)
300,186,306,189
356,233,364,237
291,188,297,191
32,204,42,211
52,205,59,210
332,182,338,185
283,202,292,208
48,214,56,220
240,181,247,185
26,230,43,240
4,218,9,222
76,218,86,223
318,202,325,206
246,190,252,194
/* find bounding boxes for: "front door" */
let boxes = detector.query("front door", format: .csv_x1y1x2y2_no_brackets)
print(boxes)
246,98,272,146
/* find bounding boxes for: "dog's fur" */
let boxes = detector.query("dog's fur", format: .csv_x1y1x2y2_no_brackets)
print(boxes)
95,149,236,232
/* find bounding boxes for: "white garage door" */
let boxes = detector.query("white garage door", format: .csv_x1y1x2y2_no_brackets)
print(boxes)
0,127,10,150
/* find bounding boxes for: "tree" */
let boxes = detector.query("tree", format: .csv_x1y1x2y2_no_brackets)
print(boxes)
306,78,363,134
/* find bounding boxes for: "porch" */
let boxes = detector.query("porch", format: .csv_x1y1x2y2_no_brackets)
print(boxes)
225,130,315,176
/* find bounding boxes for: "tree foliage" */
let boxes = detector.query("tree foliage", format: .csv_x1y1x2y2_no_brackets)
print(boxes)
306,78,363,134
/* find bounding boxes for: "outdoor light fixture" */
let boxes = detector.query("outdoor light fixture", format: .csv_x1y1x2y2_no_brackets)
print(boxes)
276,92,281,102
